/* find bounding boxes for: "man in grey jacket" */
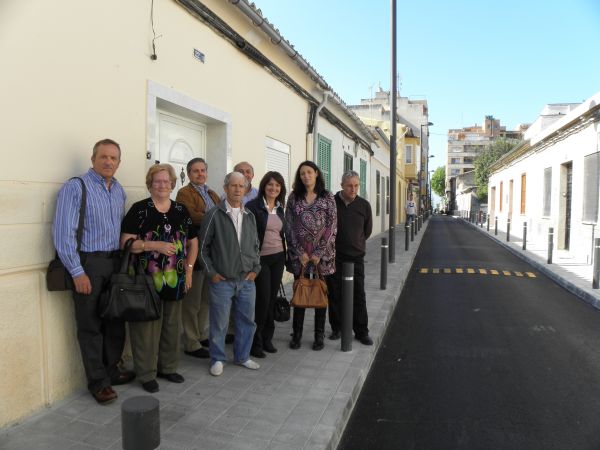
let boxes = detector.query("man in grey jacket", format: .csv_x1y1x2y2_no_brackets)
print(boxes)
200,171,262,376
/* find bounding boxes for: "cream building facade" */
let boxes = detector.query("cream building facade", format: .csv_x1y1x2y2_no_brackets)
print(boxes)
0,0,381,426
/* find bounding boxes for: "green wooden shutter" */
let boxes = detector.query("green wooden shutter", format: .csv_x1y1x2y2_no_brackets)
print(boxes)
359,159,367,198
344,153,353,172
317,135,332,190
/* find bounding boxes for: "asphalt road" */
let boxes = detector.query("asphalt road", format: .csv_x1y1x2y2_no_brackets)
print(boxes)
338,215,600,450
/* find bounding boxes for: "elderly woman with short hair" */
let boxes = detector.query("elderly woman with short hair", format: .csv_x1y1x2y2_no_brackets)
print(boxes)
120,163,198,393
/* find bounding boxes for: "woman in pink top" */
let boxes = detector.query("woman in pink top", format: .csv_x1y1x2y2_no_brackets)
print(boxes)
245,172,287,358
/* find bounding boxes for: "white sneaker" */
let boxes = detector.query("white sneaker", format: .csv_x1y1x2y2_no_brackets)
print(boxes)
237,359,260,370
210,361,223,376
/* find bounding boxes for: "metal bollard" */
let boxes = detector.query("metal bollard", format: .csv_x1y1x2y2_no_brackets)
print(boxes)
594,238,600,289
479,211,483,228
507,218,511,242
548,227,554,264
341,262,354,352
419,215,422,231
405,224,410,251
415,218,418,236
494,216,498,236
380,238,388,290
523,222,527,250
487,213,490,232
411,220,414,241
122,396,160,450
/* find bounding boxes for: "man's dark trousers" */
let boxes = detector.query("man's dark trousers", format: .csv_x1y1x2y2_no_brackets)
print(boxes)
328,258,368,338
72,253,125,394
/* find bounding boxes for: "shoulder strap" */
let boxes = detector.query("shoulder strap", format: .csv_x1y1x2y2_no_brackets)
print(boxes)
71,177,86,253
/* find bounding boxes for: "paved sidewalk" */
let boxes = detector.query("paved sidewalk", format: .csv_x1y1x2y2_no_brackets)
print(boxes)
462,217,600,309
0,221,429,450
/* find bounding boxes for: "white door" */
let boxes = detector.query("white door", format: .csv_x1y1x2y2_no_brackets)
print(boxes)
157,111,206,198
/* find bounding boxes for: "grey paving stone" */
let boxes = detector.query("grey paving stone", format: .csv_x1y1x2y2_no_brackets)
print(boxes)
305,424,337,448
0,433,77,450
192,430,236,449
82,425,121,448
240,417,283,440
68,444,102,450
209,414,249,434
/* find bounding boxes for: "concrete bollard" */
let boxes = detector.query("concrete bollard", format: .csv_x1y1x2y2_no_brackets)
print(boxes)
341,262,354,352
548,227,554,264
593,238,600,289
380,238,388,290
507,218,511,242
523,222,527,251
122,396,160,450
405,224,410,251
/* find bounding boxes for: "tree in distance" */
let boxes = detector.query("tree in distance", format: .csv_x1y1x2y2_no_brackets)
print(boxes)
430,166,446,197
474,138,521,200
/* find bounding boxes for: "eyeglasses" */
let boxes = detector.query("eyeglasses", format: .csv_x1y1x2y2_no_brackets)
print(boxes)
152,180,172,186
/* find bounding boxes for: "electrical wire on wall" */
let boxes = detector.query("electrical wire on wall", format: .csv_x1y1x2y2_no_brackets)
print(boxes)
150,0,162,60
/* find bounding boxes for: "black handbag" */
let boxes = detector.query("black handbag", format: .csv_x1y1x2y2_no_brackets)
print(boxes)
274,282,291,322
47,177,86,291
99,239,161,322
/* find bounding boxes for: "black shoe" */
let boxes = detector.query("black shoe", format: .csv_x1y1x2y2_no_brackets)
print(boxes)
225,334,235,344
185,348,210,358
328,330,341,340
142,380,159,393
312,333,324,351
289,333,301,350
200,339,210,347
111,370,136,386
357,335,373,346
263,341,278,353
250,347,266,358
157,372,185,383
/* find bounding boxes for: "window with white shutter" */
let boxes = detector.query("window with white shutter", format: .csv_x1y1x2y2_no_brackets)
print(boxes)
265,137,290,193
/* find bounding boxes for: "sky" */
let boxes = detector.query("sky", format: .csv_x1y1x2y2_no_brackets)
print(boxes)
252,0,600,172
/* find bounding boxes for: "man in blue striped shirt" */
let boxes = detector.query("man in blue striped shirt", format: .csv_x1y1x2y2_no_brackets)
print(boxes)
52,138,134,404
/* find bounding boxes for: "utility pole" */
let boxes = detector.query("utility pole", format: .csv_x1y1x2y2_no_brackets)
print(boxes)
389,0,397,263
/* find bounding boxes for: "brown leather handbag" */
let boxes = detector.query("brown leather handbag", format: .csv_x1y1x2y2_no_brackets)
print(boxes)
291,264,328,309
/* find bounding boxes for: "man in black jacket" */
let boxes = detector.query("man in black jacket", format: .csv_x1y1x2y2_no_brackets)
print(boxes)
328,170,373,345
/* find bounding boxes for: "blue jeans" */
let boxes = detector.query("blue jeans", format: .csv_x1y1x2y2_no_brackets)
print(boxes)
208,279,256,364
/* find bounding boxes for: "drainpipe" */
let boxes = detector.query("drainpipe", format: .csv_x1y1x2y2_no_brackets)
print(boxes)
312,91,333,162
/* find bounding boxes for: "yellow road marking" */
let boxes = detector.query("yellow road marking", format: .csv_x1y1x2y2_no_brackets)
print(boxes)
467,268,475,274
503,270,511,276
456,268,464,274
432,268,440,274
479,269,487,274
490,270,499,275
420,268,429,273
515,271,523,277
526,272,536,278
444,268,452,274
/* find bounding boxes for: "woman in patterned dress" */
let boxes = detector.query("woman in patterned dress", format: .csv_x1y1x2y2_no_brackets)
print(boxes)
285,161,337,350
120,164,198,393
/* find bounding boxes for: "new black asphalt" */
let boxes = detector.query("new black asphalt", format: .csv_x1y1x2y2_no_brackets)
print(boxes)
339,215,600,450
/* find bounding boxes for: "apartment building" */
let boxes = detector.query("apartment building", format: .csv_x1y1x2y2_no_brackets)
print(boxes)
447,116,525,179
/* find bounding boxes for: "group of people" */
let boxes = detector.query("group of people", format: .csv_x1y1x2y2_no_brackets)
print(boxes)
52,138,373,405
